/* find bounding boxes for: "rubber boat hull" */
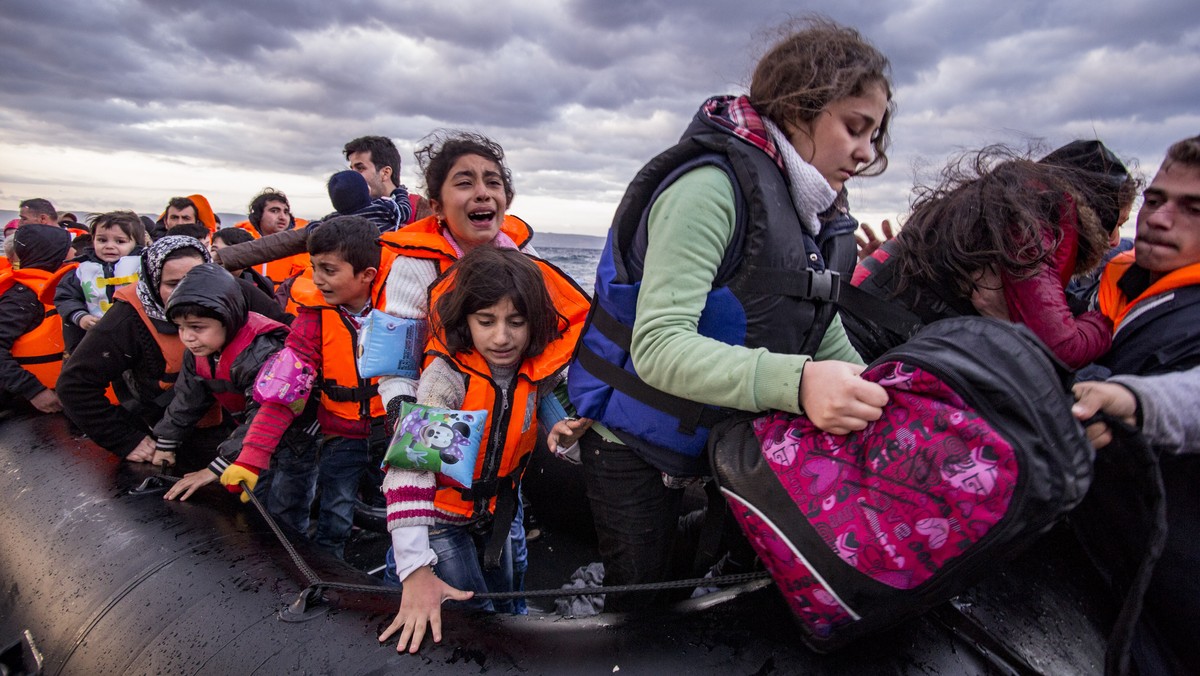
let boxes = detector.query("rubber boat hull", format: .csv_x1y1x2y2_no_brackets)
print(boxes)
0,410,1111,674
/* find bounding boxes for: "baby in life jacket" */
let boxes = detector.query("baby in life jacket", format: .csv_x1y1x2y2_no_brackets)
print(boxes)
55,210,145,353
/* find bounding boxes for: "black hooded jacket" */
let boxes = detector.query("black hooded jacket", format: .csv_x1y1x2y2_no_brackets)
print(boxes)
150,264,290,465
58,262,291,458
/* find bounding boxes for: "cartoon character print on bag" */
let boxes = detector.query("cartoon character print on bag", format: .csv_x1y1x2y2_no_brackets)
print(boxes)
752,361,1018,591
397,411,471,464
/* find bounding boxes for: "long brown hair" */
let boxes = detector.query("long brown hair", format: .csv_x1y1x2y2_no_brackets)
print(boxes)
433,246,563,360
749,16,894,176
894,143,1137,297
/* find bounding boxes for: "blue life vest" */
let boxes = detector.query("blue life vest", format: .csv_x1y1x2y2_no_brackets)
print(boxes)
568,113,857,476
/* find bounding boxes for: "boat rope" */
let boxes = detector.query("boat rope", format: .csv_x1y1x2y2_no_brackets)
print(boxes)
237,480,770,601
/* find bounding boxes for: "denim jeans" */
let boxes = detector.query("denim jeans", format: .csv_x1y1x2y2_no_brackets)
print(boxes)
313,435,371,558
266,431,319,536
580,430,685,612
430,523,514,614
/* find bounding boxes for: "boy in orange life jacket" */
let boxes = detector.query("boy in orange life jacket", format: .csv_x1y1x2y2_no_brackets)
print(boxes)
222,216,392,558
0,224,73,413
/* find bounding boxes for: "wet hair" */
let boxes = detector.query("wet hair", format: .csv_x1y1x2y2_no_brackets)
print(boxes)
88,210,146,244
893,144,1138,298
167,301,223,324
169,222,211,242
1162,135,1200,172
247,189,291,228
19,198,57,221
165,196,198,215
433,246,563,359
306,215,381,274
415,130,515,206
60,212,78,223
212,227,254,247
749,16,893,176
343,135,401,181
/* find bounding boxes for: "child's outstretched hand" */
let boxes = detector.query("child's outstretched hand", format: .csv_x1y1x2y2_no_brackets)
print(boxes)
379,566,474,653
547,417,592,461
164,469,217,501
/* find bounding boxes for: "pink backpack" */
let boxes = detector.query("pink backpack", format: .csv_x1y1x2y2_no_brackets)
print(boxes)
710,317,1093,651
253,346,316,414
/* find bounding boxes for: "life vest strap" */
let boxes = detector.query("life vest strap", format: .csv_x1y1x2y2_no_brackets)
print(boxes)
576,304,727,434
319,381,379,403
736,266,841,302
13,353,61,365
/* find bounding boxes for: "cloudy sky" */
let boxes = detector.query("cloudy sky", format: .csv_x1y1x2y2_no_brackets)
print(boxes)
1,1,1197,236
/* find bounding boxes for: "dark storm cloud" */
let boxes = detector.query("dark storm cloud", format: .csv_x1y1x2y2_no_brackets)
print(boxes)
1,0,1197,228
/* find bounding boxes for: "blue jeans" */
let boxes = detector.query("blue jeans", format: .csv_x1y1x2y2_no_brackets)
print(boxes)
313,436,371,558
431,523,514,614
266,432,319,536
509,495,529,615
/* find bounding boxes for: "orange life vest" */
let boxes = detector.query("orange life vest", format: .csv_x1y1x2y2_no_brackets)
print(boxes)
288,248,397,422
112,285,222,426
1098,250,1200,329
233,219,312,284
425,255,591,521
378,214,535,274
7,265,76,390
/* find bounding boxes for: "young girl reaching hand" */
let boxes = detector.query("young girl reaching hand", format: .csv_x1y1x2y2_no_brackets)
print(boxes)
380,244,588,652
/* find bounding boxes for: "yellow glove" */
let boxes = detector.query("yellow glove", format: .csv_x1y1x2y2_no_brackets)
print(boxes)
220,462,261,504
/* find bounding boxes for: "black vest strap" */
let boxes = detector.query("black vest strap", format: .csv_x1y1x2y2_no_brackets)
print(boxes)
577,304,728,434
737,266,841,302
320,381,378,403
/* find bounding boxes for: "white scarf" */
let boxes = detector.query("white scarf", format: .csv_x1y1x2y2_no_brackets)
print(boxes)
763,118,838,236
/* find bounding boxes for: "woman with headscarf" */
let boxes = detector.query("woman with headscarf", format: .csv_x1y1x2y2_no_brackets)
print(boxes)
59,236,288,469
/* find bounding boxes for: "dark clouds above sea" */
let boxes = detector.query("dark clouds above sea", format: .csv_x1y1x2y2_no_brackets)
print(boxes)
1,0,1197,232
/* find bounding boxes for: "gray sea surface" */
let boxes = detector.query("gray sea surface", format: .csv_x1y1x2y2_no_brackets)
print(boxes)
538,246,600,294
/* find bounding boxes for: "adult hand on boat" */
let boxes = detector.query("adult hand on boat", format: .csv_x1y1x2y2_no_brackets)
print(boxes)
1070,381,1138,450
799,361,888,435
30,389,62,414
855,219,895,261
164,469,218,501
124,436,157,463
379,565,474,653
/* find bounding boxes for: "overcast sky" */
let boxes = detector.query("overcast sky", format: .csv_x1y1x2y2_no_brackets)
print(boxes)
1,1,1197,236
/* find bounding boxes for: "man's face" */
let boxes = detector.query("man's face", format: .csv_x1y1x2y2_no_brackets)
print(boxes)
258,199,292,235
165,205,198,229
348,150,391,199
1134,162,1200,276
18,206,52,225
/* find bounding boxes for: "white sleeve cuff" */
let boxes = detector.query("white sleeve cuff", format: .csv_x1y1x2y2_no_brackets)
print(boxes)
390,524,438,582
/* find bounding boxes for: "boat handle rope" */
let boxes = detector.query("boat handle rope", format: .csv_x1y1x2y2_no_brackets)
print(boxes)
233,480,770,602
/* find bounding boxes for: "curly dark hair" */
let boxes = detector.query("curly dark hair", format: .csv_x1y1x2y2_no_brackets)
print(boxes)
893,143,1139,298
432,246,562,360
749,15,894,177
414,130,515,207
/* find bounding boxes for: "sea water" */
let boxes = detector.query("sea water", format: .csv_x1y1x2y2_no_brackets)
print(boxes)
538,246,601,293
